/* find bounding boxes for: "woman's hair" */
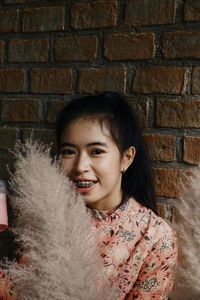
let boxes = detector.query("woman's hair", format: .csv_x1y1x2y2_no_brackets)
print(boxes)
56,92,157,214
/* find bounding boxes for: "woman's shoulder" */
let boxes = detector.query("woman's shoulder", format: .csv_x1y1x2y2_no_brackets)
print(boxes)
127,198,177,244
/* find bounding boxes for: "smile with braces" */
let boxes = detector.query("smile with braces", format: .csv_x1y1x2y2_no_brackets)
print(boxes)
75,181,96,188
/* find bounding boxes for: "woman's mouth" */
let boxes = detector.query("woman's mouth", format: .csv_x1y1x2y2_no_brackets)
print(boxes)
75,181,94,188
74,180,97,193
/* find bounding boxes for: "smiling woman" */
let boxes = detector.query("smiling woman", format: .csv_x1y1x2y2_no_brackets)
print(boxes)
56,92,178,300
60,118,135,210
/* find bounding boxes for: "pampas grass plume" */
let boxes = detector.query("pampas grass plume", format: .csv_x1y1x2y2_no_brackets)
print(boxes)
5,140,115,300
171,168,200,300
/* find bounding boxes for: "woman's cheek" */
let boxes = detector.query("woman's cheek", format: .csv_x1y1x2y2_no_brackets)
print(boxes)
98,159,121,175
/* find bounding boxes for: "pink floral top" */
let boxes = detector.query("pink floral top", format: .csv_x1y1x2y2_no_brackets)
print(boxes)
87,198,178,300
0,269,16,300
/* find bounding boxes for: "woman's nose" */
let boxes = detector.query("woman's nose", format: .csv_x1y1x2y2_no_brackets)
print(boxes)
74,153,90,173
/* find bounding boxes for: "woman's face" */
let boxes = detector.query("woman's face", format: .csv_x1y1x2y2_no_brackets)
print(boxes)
59,118,134,210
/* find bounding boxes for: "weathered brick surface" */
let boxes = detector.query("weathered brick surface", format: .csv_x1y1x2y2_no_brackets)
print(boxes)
0,41,3,63
132,67,188,94
183,136,200,164
144,134,176,162
157,202,173,221
156,100,200,128
8,39,49,63
125,0,176,26
71,1,117,29
1,99,42,122
0,10,19,33
128,99,149,128
0,2,199,202
23,6,65,32
55,36,97,62
184,0,200,21
0,128,18,150
46,100,68,123
154,168,182,198
0,69,25,92
78,67,126,93
30,68,72,94
192,67,200,94
163,32,200,58
104,33,155,60
5,0,39,3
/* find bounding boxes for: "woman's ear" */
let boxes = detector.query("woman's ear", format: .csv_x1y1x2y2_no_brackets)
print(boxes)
121,146,136,172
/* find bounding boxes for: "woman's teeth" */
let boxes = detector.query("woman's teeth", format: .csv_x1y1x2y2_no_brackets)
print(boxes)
75,181,95,188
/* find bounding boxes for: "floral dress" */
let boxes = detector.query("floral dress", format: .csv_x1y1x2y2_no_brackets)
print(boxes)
87,198,178,300
0,269,17,300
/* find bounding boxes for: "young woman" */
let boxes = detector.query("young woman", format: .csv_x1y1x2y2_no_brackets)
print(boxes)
56,92,178,300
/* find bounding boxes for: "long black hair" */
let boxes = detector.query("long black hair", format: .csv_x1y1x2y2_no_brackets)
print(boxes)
56,92,157,214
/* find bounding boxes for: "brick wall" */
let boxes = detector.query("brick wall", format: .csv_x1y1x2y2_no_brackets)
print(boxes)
0,0,200,257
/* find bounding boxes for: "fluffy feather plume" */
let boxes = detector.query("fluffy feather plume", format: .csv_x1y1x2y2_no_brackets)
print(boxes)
171,168,200,300
4,140,115,300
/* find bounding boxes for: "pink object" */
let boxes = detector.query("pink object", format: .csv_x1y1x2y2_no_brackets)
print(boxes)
0,180,8,232
0,193,8,232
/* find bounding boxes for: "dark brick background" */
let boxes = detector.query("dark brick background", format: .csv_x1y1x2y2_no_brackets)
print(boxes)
0,0,200,258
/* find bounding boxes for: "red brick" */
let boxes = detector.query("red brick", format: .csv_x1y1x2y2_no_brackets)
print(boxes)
192,67,200,94
132,67,188,94
78,67,126,93
46,100,68,123
0,69,25,93
125,0,176,26
0,41,3,63
156,100,200,128
163,32,200,59
128,99,149,128
1,99,42,122
0,128,18,150
5,0,39,2
184,0,200,22
183,136,200,165
104,33,155,60
71,1,117,29
143,134,176,162
8,39,49,63
0,10,19,33
55,36,97,62
30,68,72,94
154,168,183,198
23,6,65,32
157,202,171,220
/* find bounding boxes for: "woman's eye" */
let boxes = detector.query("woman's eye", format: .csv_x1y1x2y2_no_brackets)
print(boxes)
91,149,104,155
60,149,75,156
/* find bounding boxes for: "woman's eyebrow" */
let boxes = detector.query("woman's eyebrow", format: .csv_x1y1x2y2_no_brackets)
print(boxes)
60,142,75,148
86,142,108,147
60,142,108,148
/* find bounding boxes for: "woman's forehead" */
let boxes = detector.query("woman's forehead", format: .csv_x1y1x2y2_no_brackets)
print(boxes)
64,117,111,134
60,117,117,145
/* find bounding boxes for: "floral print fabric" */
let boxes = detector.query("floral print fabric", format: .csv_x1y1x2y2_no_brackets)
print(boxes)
0,269,16,300
87,198,178,300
